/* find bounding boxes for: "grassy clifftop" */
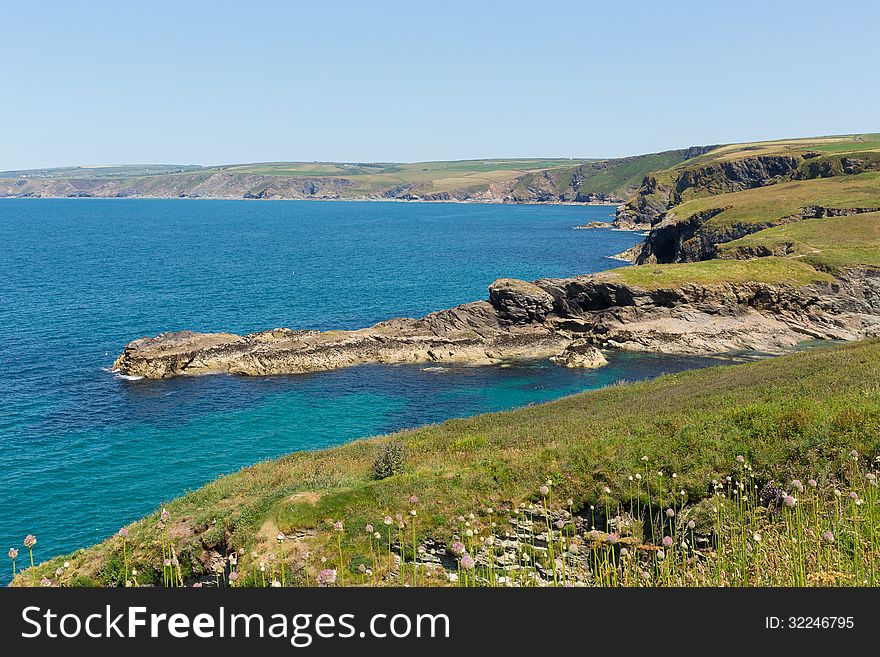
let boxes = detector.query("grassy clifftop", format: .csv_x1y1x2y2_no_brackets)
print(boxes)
16,339,880,586
0,149,703,202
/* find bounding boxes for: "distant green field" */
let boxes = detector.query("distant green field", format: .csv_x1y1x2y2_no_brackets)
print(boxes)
0,164,202,179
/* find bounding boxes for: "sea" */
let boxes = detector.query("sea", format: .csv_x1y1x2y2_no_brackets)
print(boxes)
0,198,731,583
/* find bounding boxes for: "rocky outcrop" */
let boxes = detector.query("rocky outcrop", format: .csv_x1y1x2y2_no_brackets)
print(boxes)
112,283,604,378
113,266,880,379
614,154,801,229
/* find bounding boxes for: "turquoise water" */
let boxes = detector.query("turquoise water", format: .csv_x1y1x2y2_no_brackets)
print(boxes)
0,198,725,582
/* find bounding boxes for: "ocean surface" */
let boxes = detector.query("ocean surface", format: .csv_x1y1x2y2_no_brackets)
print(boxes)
0,198,730,582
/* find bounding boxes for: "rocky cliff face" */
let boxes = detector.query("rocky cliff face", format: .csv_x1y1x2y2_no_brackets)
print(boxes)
0,161,629,204
614,154,800,229
636,204,880,265
112,268,880,379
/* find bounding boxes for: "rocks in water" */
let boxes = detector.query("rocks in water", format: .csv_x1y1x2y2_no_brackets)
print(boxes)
113,265,880,380
550,340,608,369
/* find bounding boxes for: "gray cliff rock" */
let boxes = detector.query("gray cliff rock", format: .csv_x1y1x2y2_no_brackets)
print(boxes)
113,268,880,379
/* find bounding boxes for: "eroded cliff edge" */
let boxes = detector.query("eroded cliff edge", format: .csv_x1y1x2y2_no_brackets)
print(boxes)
112,270,880,379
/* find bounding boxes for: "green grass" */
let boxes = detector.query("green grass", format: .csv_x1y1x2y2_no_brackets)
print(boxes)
14,339,880,586
572,150,697,198
719,212,880,272
602,256,833,288
666,172,880,229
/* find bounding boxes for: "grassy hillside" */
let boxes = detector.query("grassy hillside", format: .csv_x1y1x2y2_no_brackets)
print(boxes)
719,212,880,272
16,339,880,587
603,255,834,288
666,172,880,229
0,149,705,201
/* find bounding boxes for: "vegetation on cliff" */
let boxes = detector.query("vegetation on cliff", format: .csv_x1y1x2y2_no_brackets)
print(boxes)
11,339,880,586
0,149,701,203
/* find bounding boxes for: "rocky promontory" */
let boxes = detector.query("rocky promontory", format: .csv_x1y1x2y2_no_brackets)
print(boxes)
113,268,880,379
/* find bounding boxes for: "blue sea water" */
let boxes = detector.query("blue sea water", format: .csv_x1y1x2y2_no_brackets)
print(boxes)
0,198,726,582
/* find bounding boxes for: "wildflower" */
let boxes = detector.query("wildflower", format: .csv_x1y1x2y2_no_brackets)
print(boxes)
588,529,600,541
41,578,52,587
450,541,465,556
849,491,859,500
8,548,18,560
635,473,642,480
606,533,619,545
736,455,745,463
409,510,416,517
867,473,877,482
602,486,611,494
460,554,475,571
465,529,473,538
384,516,393,525
161,508,170,522
55,567,63,577
687,520,696,530
317,569,337,586
791,480,804,493
63,561,69,569
662,536,673,548
373,531,381,540
834,489,842,497
539,485,549,496
620,548,629,557
822,530,835,544
851,449,859,460
276,532,285,543
672,473,677,479
665,508,675,518
753,532,762,543
164,559,172,567
409,495,419,505
396,513,404,522
24,535,36,549
271,580,281,588
555,519,565,529
259,563,265,572
808,479,818,488
365,524,373,533
118,528,129,538
656,550,665,561
193,582,203,588
627,475,634,482
228,571,239,582
333,521,344,532
641,456,649,462
783,495,797,508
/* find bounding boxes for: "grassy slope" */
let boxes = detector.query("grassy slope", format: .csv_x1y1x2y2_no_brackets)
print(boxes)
666,172,880,228
719,211,880,272
22,339,880,585
0,151,700,200
603,256,834,288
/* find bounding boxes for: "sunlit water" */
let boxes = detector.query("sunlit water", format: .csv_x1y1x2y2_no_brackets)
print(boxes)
0,198,730,581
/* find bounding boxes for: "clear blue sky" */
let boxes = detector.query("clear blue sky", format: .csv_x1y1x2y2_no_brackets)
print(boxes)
1,0,877,170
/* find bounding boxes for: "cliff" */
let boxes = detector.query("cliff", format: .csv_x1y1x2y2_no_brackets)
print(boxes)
113,265,880,379
0,148,704,204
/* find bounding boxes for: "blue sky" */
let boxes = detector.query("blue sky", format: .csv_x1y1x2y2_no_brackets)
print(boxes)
1,0,877,169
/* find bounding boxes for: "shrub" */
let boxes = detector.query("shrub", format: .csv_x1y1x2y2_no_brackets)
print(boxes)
373,442,405,480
